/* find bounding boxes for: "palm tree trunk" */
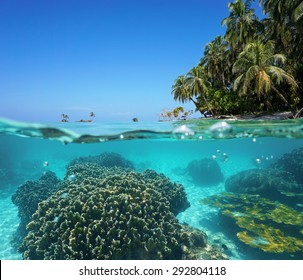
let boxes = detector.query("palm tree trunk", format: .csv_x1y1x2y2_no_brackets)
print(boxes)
220,62,225,86
201,95,215,116
190,97,204,114
271,86,289,105
190,96,215,117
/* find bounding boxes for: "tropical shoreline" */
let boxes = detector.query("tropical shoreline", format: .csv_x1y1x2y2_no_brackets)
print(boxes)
170,0,303,123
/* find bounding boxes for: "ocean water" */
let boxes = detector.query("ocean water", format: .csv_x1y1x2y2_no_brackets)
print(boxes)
1,118,303,260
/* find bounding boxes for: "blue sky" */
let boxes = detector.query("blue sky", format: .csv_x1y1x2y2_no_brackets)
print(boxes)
0,0,262,122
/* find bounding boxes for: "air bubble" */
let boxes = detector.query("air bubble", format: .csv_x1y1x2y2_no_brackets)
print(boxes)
209,121,233,138
172,125,195,139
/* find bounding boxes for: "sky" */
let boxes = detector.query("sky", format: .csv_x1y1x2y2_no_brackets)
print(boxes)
0,0,263,122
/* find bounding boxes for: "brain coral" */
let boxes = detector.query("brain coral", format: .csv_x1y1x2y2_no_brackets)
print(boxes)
20,169,185,260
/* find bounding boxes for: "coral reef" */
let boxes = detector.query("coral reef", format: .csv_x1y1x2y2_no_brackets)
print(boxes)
65,164,190,216
201,193,303,256
67,152,134,170
186,158,224,186
20,166,225,260
225,168,302,200
180,224,228,260
139,169,190,215
19,164,227,260
225,146,303,203
12,171,61,245
271,147,303,184
20,173,184,260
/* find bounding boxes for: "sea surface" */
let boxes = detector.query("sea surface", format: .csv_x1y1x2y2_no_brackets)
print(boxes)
1,117,303,260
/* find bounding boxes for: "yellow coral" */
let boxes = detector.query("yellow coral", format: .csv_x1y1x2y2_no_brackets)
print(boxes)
201,192,303,254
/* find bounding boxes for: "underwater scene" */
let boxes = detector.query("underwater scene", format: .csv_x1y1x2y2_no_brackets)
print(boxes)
1,118,303,260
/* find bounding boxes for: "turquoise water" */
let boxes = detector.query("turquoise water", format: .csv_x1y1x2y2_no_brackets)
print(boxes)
1,118,303,260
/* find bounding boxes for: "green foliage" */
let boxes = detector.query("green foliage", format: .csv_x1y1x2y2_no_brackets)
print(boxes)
222,0,261,50
205,88,255,115
173,106,184,118
171,0,303,116
233,41,298,110
171,67,214,115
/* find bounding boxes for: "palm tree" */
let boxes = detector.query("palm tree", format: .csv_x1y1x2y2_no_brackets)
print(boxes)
172,75,203,114
172,106,184,119
260,0,303,23
171,75,191,103
292,1,303,23
233,41,298,110
89,112,95,121
61,114,69,122
185,66,214,116
260,0,294,51
166,111,173,121
260,0,303,59
222,0,261,52
201,36,229,87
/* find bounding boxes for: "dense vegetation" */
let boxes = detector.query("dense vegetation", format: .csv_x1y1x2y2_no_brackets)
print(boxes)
172,0,303,117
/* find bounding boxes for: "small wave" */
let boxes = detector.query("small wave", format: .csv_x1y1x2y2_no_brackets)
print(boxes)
1,117,303,143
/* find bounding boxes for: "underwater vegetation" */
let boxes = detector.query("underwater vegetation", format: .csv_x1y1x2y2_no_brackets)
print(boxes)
201,192,303,256
15,152,225,260
186,158,224,186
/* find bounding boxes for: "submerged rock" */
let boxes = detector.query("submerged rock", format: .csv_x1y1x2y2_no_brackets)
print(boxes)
225,168,301,200
186,158,224,186
271,147,303,184
180,224,228,260
225,147,303,203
